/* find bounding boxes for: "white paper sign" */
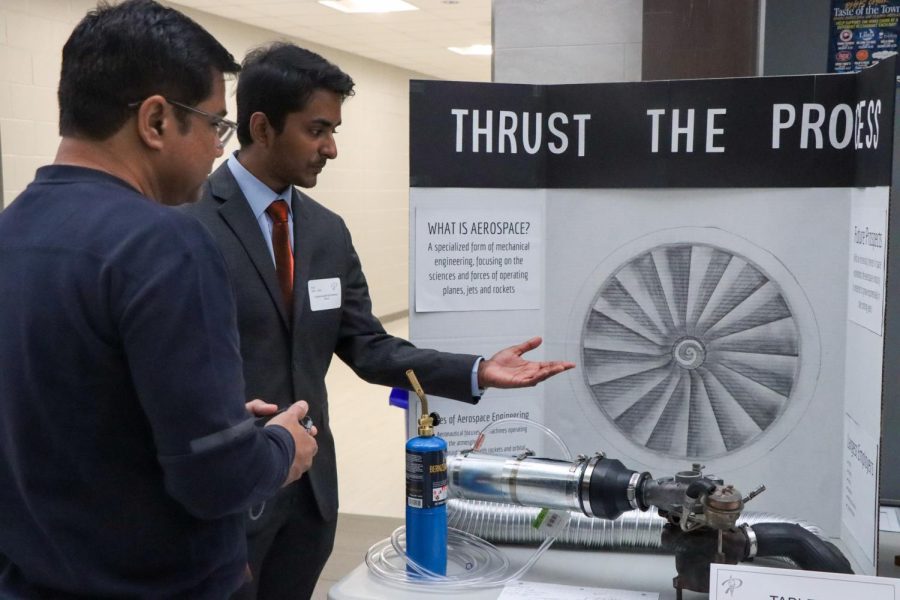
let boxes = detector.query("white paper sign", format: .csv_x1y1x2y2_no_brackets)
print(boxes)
710,563,898,600
498,580,657,600
843,413,879,566
415,207,542,312
848,204,887,335
308,278,341,311
880,506,900,532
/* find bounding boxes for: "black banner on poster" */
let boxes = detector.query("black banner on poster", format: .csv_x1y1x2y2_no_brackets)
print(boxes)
827,0,899,75
409,57,896,189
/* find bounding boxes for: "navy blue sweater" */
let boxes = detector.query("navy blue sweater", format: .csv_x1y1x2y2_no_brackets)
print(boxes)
0,166,294,598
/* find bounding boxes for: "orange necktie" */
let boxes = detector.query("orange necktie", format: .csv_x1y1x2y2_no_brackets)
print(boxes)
266,199,294,318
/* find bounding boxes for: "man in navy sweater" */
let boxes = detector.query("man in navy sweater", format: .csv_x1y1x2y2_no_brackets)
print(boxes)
0,1,318,597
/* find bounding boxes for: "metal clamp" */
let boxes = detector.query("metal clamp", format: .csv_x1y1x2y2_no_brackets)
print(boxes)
578,455,600,517
515,448,535,461
626,471,643,509
741,523,758,558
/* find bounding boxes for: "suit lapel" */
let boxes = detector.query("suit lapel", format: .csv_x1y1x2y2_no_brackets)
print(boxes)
209,164,291,330
291,188,311,326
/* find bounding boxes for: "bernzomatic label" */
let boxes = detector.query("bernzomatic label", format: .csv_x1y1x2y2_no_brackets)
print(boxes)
406,450,448,509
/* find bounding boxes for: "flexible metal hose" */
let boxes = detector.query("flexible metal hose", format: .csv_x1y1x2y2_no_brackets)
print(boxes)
447,499,825,550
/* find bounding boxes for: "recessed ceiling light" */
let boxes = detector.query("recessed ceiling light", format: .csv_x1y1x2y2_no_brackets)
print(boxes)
319,0,419,13
448,44,492,56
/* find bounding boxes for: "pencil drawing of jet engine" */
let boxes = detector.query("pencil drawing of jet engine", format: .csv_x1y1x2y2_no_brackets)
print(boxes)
581,240,813,461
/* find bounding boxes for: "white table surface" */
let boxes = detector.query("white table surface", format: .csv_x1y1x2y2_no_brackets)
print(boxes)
329,532,900,600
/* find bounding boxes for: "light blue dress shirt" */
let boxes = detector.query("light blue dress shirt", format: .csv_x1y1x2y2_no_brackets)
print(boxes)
227,153,293,266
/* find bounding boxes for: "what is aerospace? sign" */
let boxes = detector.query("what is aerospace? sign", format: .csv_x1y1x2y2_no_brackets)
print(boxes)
409,57,895,189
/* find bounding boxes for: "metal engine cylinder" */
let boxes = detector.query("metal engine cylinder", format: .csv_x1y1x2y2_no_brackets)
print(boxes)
448,452,584,512
448,451,645,519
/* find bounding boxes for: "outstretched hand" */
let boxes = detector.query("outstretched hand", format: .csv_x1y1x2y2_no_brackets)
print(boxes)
477,337,575,389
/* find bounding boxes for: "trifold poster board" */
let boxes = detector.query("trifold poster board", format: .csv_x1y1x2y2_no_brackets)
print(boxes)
406,57,897,576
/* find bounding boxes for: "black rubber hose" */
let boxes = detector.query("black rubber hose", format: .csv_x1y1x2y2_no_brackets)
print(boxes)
751,522,854,574
587,458,639,520
686,479,717,499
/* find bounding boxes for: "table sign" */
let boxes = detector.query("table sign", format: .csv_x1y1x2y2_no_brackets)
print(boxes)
710,563,899,600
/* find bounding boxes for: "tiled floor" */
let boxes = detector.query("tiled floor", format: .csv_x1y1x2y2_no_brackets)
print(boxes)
311,513,403,600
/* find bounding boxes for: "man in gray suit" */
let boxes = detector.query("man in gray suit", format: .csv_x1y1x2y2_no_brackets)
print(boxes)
182,42,574,600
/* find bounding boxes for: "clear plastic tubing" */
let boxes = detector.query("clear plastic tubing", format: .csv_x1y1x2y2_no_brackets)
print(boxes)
365,418,573,590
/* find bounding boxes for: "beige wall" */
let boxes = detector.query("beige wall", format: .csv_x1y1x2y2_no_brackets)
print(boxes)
0,0,431,317
0,0,85,207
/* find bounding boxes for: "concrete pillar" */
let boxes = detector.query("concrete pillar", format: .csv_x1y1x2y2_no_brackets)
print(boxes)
492,0,644,84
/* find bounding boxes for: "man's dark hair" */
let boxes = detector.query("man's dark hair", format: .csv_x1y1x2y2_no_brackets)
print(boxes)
58,0,240,140
236,42,355,147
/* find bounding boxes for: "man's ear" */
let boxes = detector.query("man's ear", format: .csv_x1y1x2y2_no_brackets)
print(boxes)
134,95,168,150
248,112,274,147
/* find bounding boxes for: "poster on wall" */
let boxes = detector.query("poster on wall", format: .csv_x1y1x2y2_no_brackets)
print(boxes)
828,0,900,82
408,59,896,574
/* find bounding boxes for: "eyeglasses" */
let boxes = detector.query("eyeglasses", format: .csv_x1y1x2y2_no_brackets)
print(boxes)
128,98,237,147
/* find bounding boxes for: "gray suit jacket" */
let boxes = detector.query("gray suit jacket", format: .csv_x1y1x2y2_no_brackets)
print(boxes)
181,163,478,521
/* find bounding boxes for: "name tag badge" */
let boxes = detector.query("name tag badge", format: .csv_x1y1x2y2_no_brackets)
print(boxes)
308,278,341,311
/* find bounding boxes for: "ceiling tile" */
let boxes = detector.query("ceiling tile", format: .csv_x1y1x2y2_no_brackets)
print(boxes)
172,0,490,81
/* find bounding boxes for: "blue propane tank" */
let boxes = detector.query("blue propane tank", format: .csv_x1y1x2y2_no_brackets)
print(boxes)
405,432,448,575
404,369,448,576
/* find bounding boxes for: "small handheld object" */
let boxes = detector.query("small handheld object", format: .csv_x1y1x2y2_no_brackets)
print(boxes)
254,408,314,433
404,369,448,576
